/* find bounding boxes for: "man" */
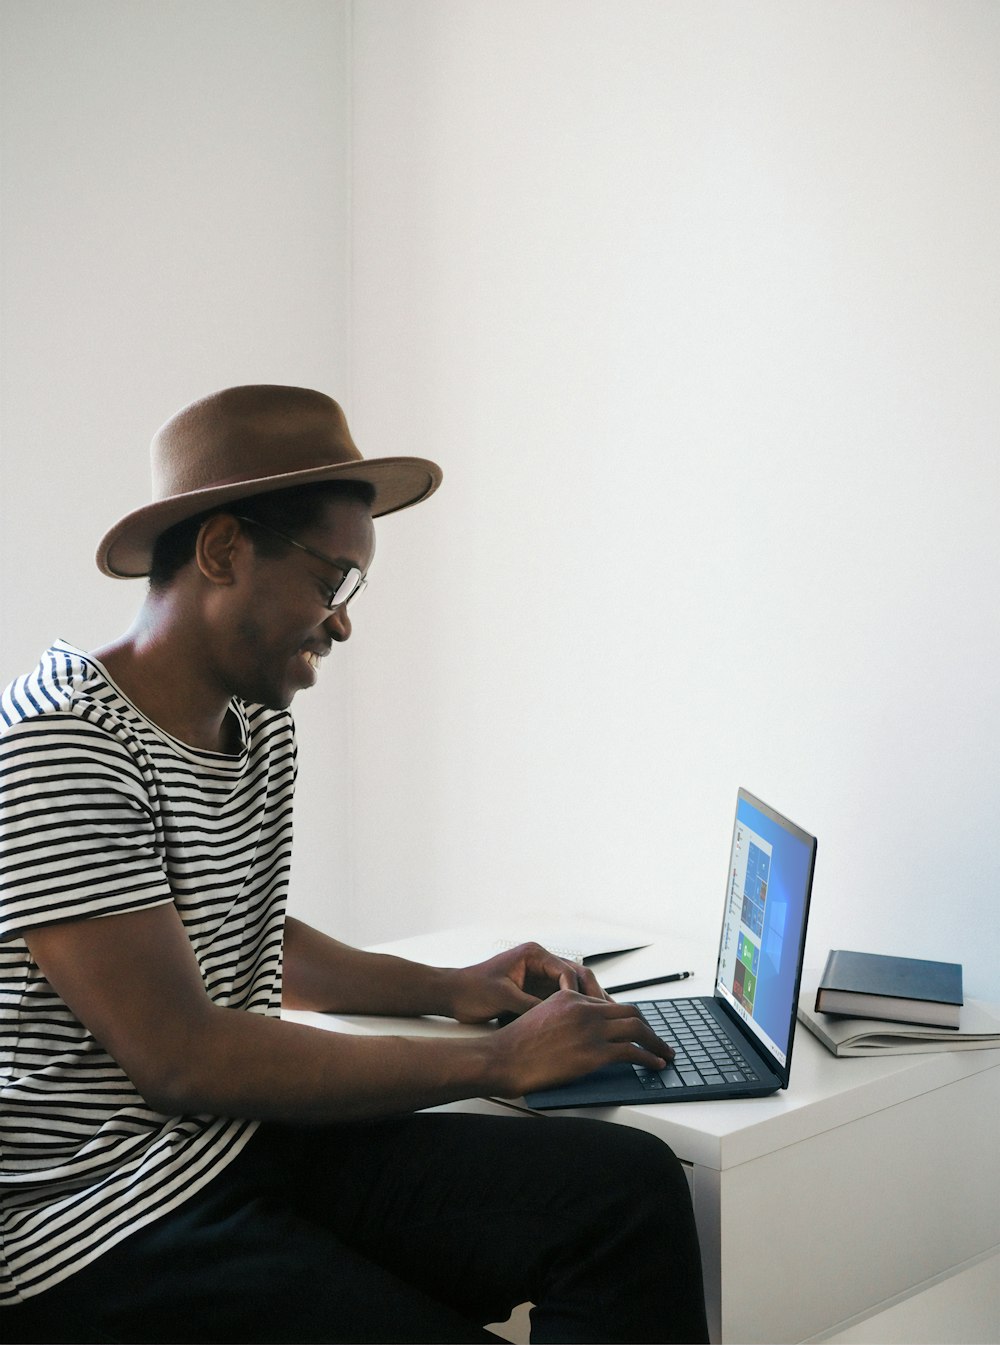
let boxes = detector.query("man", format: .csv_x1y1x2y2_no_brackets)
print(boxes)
0,385,708,1344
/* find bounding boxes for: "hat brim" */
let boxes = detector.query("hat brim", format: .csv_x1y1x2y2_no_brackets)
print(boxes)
96,456,442,578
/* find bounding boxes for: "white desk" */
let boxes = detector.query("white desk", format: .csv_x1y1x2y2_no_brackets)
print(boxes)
284,926,1000,1344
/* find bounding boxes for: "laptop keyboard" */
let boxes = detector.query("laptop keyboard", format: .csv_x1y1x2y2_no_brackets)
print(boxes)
630,998,763,1092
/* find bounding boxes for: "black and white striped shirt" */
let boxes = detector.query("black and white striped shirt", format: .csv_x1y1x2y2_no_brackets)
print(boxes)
0,641,296,1303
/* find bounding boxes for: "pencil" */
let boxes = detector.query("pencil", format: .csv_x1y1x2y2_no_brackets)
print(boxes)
606,971,695,994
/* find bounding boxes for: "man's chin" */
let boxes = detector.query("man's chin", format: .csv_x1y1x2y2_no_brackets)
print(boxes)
238,682,298,713
235,658,316,711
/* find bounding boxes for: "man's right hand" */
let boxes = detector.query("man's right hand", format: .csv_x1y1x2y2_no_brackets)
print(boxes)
486,989,674,1098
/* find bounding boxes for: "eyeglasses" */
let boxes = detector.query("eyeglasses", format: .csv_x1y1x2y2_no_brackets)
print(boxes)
232,516,368,609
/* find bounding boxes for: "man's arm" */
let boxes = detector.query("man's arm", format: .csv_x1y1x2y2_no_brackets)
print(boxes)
281,916,459,1016
25,906,671,1125
281,915,610,1022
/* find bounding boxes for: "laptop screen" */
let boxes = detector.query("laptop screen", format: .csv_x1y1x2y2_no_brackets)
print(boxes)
714,789,817,1073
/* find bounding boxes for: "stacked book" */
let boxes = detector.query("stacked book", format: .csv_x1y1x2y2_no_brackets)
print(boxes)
798,949,1000,1057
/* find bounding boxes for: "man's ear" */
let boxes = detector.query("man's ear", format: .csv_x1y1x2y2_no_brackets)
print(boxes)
195,514,245,585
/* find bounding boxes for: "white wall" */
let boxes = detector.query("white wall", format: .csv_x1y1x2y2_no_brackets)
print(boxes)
2,1,998,1000
346,0,1000,998
0,0,356,927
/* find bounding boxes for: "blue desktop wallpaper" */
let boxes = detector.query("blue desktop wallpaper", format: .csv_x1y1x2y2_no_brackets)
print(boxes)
735,794,815,1051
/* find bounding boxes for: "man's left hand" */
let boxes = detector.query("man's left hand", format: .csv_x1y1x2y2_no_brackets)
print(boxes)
446,942,608,1024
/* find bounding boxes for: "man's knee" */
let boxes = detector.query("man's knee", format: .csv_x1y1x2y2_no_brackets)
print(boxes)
544,1116,691,1214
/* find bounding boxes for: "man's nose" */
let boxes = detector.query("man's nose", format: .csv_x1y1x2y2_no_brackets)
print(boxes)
324,605,352,642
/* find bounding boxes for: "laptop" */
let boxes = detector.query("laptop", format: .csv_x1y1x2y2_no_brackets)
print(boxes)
524,789,817,1108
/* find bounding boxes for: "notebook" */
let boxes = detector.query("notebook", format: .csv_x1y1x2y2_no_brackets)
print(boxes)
524,789,817,1108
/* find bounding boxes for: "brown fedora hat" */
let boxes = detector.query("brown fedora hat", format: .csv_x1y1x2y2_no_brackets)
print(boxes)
96,384,443,577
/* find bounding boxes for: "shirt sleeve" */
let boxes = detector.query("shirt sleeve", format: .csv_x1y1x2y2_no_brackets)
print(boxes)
0,713,173,940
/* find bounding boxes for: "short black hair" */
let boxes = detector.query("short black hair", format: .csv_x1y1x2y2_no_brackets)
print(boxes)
148,479,376,589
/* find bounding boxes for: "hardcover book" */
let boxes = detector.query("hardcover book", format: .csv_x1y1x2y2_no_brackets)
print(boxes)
815,949,963,1029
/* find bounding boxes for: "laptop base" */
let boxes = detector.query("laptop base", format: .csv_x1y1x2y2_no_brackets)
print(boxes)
524,1062,781,1109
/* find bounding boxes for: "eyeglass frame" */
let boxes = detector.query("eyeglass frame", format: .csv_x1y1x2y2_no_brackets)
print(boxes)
231,515,368,610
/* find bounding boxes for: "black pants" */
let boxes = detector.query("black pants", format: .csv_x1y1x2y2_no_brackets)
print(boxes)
4,1111,708,1344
